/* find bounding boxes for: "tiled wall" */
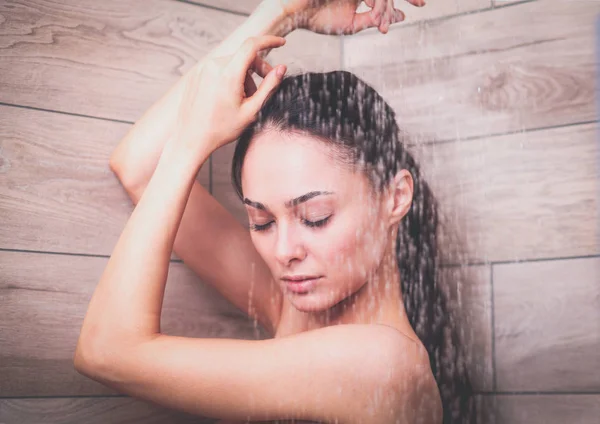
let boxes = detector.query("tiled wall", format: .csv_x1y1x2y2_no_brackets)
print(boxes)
0,0,339,422
342,0,600,422
1,0,598,423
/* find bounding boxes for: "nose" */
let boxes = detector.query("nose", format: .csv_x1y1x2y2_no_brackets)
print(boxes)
274,221,306,266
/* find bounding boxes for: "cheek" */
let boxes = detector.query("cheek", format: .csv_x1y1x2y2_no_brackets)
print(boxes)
332,215,388,273
315,218,379,276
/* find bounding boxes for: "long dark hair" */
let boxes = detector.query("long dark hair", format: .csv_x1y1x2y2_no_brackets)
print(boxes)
230,71,477,423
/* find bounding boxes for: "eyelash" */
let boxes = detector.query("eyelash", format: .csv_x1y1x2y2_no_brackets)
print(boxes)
249,216,332,232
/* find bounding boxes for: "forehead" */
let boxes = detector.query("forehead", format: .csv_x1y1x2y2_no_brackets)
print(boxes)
241,130,366,205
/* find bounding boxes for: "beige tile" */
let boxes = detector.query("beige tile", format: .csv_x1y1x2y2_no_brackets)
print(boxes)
494,257,600,391
0,251,265,396
411,122,599,264
0,397,214,424
344,0,598,142
0,105,209,257
267,28,342,74
0,0,246,122
485,394,600,424
0,0,340,123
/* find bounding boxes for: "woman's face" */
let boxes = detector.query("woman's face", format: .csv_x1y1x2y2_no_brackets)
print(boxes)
241,130,392,312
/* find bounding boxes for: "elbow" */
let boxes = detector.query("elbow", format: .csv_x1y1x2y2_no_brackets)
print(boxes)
108,156,145,205
73,323,118,380
73,330,108,378
73,345,93,375
109,155,131,185
73,345,103,383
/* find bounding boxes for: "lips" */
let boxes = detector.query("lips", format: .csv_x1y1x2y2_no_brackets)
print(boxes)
283,277,321,293
281,276,321,282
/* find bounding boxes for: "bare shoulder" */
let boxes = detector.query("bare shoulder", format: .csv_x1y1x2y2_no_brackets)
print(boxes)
268,324,437,424
378,325,443,424
214,324,435,424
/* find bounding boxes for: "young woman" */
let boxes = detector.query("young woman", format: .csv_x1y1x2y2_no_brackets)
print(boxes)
75,0,476,423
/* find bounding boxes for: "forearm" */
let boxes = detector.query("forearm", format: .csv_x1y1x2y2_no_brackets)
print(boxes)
76,136,209,361
109,0,294,186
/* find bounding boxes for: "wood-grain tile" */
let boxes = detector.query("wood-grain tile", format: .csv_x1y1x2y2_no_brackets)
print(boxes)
439,264,494,392
0,0,244,122
0,250,267,397
0,0,340,123
0,105,209,257
484,394,600,424
267,28,342,75
411,122,599,264
0,397,216,424
494,257,600,391
344,0,597,143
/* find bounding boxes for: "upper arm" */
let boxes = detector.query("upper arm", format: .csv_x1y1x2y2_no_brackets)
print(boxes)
78,325,424,424
114,166,283,336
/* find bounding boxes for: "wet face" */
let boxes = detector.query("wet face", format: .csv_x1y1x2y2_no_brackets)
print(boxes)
241,129,392,312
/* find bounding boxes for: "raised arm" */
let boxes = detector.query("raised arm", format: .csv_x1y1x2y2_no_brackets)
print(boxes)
109,0,295,185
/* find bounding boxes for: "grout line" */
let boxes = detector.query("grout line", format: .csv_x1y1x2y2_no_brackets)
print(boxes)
174,0,250,17
408,120,599,148
0,102,133,125
439,252,600,268
3,390,600,400
491,0,537,11
0,394,126,400
476,390,600,396
1,248,598,268
0,247,184,263
490,265,497,391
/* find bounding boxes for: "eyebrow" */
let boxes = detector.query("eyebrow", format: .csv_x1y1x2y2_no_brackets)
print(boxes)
243,191,334,211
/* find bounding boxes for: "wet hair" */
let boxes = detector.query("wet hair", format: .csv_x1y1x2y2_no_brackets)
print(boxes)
231,71,477,423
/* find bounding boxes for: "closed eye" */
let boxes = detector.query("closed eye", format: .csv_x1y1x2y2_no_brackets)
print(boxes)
249,216,332,232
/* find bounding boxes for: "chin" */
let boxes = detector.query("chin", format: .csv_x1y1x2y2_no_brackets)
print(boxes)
286,290,348,313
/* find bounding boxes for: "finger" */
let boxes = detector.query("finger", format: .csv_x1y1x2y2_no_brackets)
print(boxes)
392,8,406,24
227,35,286,85
370,0,387,25
378,0,396,34
349,10,382,34
244,71,258,97
251,56,273,79
406,0,426,7
377,1,391,33
241,64,286,119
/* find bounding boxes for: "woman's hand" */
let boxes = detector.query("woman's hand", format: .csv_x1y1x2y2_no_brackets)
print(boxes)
173,35,287,161
279,0,426,35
